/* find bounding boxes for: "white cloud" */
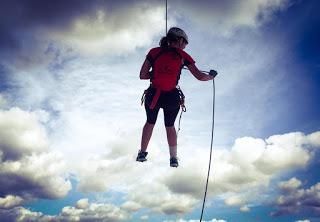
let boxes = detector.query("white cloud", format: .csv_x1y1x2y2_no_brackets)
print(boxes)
75,198,89,209
162,131,318,207
254,132,312,174
121,201,141,212
295,220,310,222
306,131,320,147
75,144,143,193
0,108,49,160
0,195,24,209
60,200,130,222
72,131,319,216
51,2,166,55
163,219,227,222
128,181,198,215
171,0,292,35
0,199,131,222
0,108,71,201
141,215,149,220
0,147,71,200
0,201,225,222
278,177,302,191
0,207,54,222
240,205,251,212
73,130,199,215
224,196,246,206
272,179,320,216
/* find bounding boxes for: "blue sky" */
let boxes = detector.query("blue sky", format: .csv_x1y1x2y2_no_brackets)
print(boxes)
0,0,319,222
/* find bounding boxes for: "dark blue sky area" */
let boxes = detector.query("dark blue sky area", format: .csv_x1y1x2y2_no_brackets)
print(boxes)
260,0,320,134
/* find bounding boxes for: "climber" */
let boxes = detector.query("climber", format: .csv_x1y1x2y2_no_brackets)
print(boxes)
136,27,215,167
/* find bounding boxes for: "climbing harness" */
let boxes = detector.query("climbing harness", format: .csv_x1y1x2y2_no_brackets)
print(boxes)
140,85,186,114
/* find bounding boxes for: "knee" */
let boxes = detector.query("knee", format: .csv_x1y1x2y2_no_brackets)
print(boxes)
145,122,155,129
165,125,176,131
164,121,175,128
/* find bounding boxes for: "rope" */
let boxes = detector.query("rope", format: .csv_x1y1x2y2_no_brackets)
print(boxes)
200,79,216,221
163,2,216,219
166,0,168,34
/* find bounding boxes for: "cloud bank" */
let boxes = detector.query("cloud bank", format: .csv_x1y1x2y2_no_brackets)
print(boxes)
272,177,320,216
171,0,292,35
73,131,320,216
0,199,131,222
0,0,294,67
0,108,71,203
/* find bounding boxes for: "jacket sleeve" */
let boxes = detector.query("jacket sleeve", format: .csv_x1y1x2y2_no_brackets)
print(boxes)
181,50,195,66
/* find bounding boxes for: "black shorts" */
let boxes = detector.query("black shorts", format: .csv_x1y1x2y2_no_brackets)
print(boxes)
144,86,180,127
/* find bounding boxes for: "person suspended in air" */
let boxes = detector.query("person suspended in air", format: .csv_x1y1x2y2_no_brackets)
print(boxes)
136,27,215,167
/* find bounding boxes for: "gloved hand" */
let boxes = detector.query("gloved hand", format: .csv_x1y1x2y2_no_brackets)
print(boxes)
209,70,218,78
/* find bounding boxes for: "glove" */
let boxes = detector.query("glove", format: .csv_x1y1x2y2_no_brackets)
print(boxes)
209,70,218,77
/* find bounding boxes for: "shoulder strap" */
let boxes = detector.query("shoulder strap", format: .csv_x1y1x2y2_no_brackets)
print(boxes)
150,47,182,66
149,47,184,81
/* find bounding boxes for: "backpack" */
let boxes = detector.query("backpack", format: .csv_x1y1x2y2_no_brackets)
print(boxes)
148,47,184,91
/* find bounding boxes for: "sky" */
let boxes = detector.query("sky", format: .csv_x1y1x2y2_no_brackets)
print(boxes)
0,0,319,222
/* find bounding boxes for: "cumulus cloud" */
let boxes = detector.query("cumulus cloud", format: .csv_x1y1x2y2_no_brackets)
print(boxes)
224,196,250,212
130,186,198,215
0,195,24,209
0,108,49,160
163,219,227,222
0,108,71,201
0,199,131,222
74,132,199,216
254,132,312,174
75,198,90,210
53,2,165,55
141,215,149,220
0,0,295,68
60,199,130,222
120,201,141,212
224,196,246,206
73,131,319,216
171,0,292,35
163,131,318,205
0,0,166,68
305,131,320,147
75,139,143,193
272,178,320,216
240,206,251,212
0,207,54,222
278,177,302,191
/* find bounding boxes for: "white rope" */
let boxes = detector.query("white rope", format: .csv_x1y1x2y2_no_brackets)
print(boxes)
200,79,216,221
164,2,216,220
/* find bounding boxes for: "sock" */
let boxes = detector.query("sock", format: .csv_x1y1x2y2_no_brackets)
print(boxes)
169,145,177,158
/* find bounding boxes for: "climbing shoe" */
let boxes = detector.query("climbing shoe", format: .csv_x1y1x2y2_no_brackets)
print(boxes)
170,157,179,168
136,150,148,162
